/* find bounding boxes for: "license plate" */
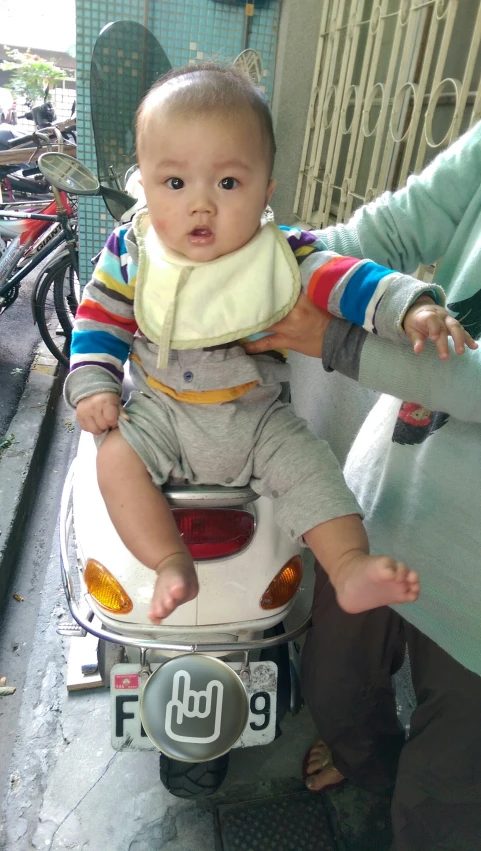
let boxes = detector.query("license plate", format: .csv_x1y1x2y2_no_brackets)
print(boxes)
111,661,277,752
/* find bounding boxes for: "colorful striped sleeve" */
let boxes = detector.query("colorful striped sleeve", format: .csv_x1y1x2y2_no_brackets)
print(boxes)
67,226,138,398
280,225,445,342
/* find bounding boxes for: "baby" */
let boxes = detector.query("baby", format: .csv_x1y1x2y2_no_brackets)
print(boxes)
66,64,474,623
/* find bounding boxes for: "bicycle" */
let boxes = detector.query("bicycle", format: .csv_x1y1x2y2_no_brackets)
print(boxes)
0,130,80,367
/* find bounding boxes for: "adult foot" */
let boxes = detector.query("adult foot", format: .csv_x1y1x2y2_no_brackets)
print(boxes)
303,741,346,792
334,555,420,614
148,553,199,623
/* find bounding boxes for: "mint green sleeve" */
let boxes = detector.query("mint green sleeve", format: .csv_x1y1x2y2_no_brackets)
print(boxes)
359,335,481,423
313,122,481,275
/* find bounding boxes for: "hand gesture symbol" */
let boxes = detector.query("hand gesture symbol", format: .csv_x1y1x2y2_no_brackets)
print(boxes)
165,670,224,743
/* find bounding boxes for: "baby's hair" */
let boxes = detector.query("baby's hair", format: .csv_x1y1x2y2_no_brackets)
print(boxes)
135,61,276,174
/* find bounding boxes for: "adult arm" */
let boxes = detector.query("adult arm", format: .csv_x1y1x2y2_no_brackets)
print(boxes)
313,122,481,273
323,319,481,424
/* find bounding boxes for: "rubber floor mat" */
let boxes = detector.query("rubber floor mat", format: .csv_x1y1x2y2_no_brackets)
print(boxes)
215,791,346,851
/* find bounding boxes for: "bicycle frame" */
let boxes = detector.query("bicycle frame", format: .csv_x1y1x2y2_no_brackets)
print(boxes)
0,189,77,307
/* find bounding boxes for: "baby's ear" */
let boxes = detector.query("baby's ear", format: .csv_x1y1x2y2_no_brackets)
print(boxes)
266,177,276,205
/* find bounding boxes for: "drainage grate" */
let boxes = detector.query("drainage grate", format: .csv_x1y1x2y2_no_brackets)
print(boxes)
215,791,345,851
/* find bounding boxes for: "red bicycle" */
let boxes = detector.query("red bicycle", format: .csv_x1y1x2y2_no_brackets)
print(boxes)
0,132,80,367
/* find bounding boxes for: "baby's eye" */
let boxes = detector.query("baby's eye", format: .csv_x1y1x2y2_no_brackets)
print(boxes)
219,177,238,190
166,177,184,190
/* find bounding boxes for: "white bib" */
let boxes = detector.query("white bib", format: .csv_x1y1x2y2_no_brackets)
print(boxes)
132,211,301,368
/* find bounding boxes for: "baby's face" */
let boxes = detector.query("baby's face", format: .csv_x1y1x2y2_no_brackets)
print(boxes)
138,107,275,262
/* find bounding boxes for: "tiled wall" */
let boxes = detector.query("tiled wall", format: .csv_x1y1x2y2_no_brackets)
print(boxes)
76,0,281,285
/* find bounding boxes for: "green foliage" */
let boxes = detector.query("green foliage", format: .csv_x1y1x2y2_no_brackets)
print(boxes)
0,433,16,457
0,47,72,103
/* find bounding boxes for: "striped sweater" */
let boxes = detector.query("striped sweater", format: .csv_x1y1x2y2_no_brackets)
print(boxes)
65,224,443,408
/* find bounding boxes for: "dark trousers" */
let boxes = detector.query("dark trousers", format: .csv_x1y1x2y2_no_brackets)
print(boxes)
301,563,481,851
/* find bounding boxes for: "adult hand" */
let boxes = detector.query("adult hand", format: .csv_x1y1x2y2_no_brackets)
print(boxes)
244,292,331,359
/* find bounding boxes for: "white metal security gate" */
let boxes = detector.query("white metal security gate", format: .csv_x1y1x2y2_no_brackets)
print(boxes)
294,0,481,228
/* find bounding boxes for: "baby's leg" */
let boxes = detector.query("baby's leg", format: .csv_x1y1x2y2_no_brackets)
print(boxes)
304,516,420,613
96,429,198,623
250,404,418,613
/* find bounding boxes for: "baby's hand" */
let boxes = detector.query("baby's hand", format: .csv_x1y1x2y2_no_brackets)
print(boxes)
76,391,125,435
403,296,478,359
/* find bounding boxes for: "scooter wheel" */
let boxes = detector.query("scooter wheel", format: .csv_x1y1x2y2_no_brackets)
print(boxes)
159,753,229,798
97,639,125,688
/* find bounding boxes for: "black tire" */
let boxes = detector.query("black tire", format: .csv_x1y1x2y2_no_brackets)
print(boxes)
97,639,125,688
159,753,229,798
34,254,79,367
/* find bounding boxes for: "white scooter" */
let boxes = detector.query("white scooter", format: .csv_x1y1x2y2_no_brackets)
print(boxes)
43,152,311,798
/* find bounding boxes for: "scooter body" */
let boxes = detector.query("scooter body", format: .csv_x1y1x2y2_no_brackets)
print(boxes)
60,428,309,783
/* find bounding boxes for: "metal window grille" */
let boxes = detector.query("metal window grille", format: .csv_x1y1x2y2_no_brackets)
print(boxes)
294,0,481,231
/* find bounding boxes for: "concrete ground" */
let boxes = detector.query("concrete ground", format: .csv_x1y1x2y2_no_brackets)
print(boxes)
0,447,396,850
0,499,321,850
0,267,45,437
0,395,75,805
0,335,411,850
0,324,65,612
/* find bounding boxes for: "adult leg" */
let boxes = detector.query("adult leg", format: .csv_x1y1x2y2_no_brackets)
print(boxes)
391,622,481,851
301,562,406,795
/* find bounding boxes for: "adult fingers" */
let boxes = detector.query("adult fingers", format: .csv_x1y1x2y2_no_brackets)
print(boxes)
244,328,280,355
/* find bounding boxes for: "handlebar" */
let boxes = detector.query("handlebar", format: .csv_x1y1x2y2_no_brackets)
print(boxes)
8,132,36,149
7,124,74,152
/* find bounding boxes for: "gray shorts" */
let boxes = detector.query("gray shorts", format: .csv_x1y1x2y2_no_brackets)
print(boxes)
115,381,360,541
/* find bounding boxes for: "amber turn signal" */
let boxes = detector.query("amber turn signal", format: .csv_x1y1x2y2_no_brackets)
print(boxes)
260,556,302,610
84,559,133,614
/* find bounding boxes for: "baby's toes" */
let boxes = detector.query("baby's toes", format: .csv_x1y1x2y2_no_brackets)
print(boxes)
392,562,410,582
149,591,174,622
148,605,164,625
376,558,406,582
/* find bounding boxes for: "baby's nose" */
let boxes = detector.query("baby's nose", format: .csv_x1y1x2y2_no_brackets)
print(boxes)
190,191,216,215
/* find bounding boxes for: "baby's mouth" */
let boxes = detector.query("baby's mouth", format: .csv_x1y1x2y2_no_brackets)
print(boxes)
188,226,214,244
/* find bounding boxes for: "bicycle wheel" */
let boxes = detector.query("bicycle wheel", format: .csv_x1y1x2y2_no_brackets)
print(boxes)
34,254,79,367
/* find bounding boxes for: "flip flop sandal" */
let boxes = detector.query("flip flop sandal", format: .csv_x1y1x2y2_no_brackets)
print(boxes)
302,742,347,793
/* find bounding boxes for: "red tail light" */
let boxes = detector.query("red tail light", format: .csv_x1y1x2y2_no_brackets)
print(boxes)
173,508,254,560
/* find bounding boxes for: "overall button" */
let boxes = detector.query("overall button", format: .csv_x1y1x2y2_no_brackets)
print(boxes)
183,371,194,382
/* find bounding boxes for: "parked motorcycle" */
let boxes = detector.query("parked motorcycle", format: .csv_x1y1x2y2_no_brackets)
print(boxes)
0,89,76,202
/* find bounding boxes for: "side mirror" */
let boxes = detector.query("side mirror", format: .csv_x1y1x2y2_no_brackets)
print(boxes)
38,152,100,195
38,151,136,218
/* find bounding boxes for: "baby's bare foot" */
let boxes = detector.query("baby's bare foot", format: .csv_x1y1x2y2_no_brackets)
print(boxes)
334,555,420,614
148,552,199,624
